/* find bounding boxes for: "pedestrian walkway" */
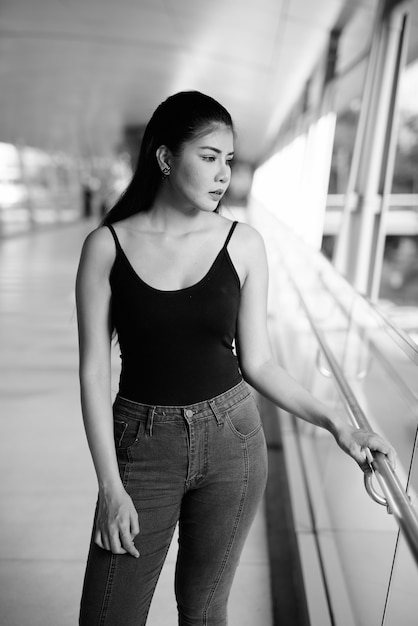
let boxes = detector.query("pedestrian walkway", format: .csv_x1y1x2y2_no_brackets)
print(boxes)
0,220,273,625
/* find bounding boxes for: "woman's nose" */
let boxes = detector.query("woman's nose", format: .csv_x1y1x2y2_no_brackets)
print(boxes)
216,163,230,183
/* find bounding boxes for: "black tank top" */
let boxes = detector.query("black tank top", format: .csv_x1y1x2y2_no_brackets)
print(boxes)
106,221,243,405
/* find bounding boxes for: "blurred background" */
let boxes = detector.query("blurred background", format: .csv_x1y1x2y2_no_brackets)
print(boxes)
1,0,417,319
1,1,418,625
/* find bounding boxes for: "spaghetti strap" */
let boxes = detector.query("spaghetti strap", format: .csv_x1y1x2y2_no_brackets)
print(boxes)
105,223,122,253
224,221,238,248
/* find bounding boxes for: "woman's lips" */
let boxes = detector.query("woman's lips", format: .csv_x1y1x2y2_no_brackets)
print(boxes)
208,190,223,200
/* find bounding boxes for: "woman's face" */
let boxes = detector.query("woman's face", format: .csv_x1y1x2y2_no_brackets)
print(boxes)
168,124,234,212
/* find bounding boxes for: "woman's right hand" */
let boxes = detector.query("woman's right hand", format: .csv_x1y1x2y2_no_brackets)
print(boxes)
94,486,140,558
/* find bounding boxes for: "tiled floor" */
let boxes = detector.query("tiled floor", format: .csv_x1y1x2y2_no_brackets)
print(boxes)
0,221,272,625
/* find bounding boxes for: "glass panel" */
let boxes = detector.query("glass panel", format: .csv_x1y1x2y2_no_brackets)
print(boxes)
383,412,418,624
273,217,418,486
336,1,378,76
323,1,378,261
379,3,418,314
323,58,368,260
382,532,418,625
249,203,418,625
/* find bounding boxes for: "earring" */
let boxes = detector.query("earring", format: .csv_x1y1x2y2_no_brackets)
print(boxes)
162,166,171,178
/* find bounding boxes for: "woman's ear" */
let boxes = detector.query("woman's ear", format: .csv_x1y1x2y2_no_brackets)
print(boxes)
156,145,171,173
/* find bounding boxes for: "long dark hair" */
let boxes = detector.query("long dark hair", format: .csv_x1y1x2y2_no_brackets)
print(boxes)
103,91,234,225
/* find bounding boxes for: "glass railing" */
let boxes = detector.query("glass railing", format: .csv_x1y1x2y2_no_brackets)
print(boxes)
247,201,418,625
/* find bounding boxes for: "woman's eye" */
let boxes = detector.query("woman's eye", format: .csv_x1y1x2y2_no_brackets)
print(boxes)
201,156,216,161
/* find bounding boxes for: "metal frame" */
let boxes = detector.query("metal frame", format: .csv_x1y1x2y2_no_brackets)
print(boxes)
333,0,410,299
281,252,418,567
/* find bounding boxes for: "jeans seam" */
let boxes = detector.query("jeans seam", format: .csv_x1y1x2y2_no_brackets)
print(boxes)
223,390,251,413
202,439,249,625
98,555,117,626
224,393,261,441
225,413,262,441
114,419,128,448
98,461,131,625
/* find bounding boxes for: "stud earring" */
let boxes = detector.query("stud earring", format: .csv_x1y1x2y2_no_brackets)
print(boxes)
162,166,171,178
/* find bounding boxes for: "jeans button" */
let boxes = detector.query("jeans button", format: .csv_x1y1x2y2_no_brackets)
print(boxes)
185,409,193,418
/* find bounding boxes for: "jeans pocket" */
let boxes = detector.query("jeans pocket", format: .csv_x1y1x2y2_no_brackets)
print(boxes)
225,393,262,440
113,415,143,449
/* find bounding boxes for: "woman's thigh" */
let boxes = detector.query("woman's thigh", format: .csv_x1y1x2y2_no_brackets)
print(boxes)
175,392,268,626
79,409,189,626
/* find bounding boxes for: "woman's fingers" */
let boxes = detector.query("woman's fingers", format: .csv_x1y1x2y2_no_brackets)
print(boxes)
109,528,128,555
94,528,104,549
358,431,396,471
130,509,140,539
366,434,396,469
93,489,140,557
337,427,396,473
95,525,130,555
120,523,140,558
354,431,396,470
94,528,114,552
350,445,369,472
127,510,141,557
387,446,396,469
94,521,139,557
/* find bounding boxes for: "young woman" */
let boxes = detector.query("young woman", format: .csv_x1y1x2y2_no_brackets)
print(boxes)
76,91,395,626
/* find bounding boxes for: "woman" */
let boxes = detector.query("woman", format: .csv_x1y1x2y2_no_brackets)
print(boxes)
76,91,395,626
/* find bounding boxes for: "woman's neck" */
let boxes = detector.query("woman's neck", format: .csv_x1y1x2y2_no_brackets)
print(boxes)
141,189,207,235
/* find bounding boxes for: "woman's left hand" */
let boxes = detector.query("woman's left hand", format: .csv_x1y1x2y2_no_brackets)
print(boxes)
334,425,396,473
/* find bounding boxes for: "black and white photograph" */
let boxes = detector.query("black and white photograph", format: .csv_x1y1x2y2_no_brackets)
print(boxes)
0,1,417,625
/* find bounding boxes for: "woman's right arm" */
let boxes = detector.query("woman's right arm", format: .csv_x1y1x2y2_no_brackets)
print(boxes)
76,227,139,558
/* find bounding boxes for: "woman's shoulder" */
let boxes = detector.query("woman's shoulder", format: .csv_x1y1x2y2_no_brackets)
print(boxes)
80,225,117,269
105,214,147,241
229,219,265,251
220,218,266,279
82,224,115,249
215,213,260,239
216,218,266,284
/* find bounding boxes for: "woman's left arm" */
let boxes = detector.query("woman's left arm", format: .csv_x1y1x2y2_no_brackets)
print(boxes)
235,225,396,471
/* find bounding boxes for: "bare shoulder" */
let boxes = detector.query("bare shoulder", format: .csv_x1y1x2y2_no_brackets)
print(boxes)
79,225,116,274
83,226,115,254
226,221,267,285
232,221,266,256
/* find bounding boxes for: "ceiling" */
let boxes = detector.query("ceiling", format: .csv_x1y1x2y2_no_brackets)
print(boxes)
0,0,392,164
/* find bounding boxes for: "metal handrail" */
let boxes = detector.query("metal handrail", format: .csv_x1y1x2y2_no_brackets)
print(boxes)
282,261,418,567
313,268,418,399
366,298,418,365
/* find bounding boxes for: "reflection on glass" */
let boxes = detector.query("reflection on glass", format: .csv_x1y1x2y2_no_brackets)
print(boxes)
379,53,418,311
322,59,367,261
250,203,418,625
383,427,418,626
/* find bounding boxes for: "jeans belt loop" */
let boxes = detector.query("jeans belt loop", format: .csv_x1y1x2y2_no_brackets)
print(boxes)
147,406,156,437
209,399,224,426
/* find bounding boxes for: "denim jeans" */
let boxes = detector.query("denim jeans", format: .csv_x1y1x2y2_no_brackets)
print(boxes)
79,380,268,626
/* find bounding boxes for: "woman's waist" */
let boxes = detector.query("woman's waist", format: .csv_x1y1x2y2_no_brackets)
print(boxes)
118,355,242,406
114,377,247,421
